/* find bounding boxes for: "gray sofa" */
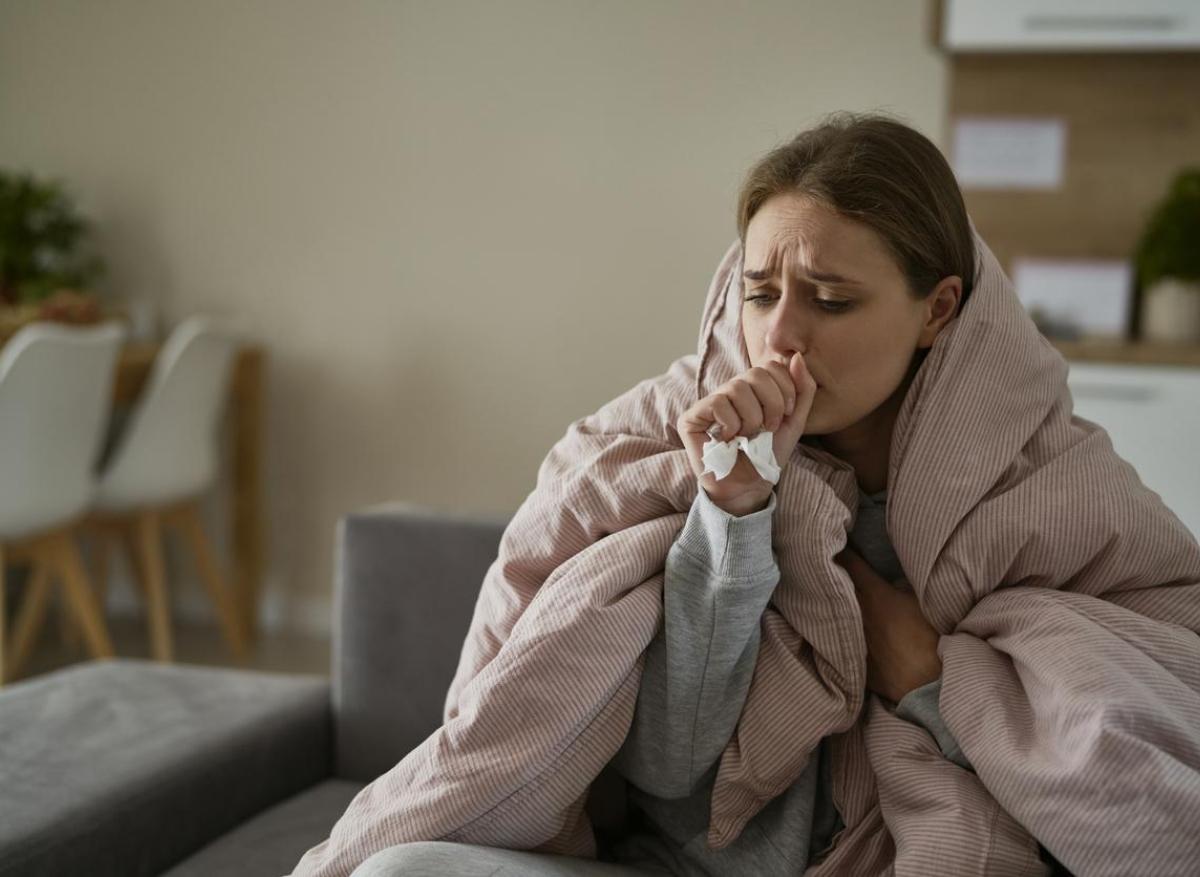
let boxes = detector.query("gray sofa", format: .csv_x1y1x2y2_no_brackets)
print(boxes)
0,501,530,877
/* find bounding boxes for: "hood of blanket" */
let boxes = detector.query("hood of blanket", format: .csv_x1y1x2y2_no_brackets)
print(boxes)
694,220,1070,595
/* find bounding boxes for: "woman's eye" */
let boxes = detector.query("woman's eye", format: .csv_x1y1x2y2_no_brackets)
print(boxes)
743,295,852,314
744,294,783,309
814,299,853,313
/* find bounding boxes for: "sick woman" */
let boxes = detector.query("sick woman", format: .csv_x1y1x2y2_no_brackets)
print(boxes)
294,113,1200,877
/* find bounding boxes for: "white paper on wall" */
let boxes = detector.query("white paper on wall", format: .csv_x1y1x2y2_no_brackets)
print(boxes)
952,117,1067,190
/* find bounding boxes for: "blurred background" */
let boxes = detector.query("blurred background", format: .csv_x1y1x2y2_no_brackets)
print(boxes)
2,0,1198,679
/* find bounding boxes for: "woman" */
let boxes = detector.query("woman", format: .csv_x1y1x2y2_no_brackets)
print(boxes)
605,114,978,876
292,113,1200,877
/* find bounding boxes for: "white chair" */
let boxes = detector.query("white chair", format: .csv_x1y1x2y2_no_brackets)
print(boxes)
0,321,127,685
87,315,249,664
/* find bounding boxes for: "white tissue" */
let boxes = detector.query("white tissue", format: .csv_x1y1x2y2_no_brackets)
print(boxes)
701,430,781,485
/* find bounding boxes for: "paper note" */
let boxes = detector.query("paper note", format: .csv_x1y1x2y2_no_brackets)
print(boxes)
952,117,1066,190
1012,258,1133,340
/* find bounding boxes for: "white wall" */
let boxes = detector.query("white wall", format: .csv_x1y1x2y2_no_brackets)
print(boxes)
0,0,946,635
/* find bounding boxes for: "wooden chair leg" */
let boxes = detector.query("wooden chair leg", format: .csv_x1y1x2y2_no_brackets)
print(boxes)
57,585,79,652
132,511,173,662
172,503,249,662
1,545,7,686
51,532,115,660
62,527,114,651
5,558,54,680
119,523,149,601
92,530,111,630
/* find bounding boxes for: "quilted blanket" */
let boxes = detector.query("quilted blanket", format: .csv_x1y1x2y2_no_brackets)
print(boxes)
291,227,1200,876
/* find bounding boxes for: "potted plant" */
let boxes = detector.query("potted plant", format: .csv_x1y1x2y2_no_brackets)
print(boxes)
0,170,105,343
1135,168,1200,344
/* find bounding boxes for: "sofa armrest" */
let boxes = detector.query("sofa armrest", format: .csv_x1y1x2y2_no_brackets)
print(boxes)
332,501,508,782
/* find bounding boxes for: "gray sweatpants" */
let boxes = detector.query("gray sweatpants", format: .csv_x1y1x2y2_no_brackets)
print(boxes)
350,841,669,876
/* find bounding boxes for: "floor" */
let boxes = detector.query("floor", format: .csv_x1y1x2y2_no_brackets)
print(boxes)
14,605,331,683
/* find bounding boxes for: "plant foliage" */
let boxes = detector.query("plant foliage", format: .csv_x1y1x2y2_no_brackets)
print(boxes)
0,170,104,305
1135,168,1200,289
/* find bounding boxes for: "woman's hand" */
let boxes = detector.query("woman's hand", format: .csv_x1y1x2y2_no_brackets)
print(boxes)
677,352,818,516
839,548,942,704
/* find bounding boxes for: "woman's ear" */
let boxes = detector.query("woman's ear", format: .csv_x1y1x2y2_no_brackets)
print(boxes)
917,276,962,349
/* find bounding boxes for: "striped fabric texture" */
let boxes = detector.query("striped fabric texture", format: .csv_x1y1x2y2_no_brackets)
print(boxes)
290,228,1200,877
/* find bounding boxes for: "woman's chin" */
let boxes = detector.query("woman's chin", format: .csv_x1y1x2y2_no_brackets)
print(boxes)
803,404,847,438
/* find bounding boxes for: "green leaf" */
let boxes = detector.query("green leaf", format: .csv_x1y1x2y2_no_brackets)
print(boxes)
0,169,101,303
1136,168,1200,289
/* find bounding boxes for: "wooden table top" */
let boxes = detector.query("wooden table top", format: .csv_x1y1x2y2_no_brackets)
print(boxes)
1049,339,1200,368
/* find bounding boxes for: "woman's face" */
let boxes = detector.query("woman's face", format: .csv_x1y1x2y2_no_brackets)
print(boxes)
740,191,960,438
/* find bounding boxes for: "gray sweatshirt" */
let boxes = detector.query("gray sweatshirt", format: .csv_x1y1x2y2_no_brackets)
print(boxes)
607,483,972,875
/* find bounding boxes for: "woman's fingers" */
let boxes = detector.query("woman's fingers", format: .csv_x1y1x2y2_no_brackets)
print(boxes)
790,352,818,401
745,368,788,431
722,378,767,436
724,370,791,435
691,359,806,442
761,361,797,418
728,381,766,433
675,355,814,490
708,394,741,440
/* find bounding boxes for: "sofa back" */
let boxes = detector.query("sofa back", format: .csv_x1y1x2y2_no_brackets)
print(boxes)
332,500,631,837
332,501,508,782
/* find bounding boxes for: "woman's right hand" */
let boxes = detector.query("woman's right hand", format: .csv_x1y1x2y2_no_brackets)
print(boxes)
676,352,818,516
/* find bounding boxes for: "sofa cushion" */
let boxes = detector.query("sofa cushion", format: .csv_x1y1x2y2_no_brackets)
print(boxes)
0,658,331,877
161,778,364,877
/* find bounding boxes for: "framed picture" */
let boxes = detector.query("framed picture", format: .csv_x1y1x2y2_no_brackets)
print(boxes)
1012,258,1134,341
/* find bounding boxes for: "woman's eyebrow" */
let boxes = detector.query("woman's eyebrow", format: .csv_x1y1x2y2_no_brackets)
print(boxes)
743,266,861,286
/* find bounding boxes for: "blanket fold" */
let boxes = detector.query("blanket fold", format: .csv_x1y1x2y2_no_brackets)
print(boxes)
290,225,1200,877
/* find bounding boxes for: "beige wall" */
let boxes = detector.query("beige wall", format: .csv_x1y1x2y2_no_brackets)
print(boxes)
0,0,946,634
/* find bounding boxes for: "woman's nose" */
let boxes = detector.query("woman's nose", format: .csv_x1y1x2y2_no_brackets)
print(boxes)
761,300,812,358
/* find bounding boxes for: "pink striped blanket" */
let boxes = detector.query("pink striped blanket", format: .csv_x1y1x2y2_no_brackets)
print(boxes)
291,228,1200,876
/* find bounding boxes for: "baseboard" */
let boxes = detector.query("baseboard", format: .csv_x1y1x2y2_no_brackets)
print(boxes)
102,571,333,639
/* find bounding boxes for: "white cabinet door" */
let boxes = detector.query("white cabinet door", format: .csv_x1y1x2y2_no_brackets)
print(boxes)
1066,362,1200,541
944,0,1200,51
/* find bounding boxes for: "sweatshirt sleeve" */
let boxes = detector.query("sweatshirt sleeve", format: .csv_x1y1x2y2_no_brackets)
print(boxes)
609,487,780,799
895,677,974,771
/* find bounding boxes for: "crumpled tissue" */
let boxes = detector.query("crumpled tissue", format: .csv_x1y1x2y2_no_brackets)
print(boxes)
701,429,781,485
